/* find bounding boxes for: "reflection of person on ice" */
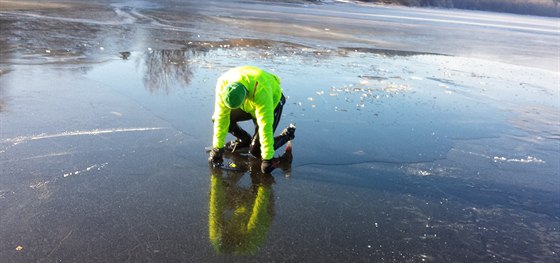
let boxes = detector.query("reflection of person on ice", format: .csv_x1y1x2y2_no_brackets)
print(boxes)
208,66,295,173
208,164,276,255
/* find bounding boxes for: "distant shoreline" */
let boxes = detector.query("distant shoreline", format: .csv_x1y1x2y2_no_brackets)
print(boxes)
2,0,559,17
334,0,560,17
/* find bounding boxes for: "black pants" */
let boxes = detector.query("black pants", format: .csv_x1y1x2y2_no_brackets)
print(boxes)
229,94,286,157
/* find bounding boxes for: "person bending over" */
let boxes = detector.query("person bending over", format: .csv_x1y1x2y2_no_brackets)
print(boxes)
208,66,295,173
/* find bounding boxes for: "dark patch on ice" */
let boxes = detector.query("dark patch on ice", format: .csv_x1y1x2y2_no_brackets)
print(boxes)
426,77,458,86
340,47,448,57
166,38,309,51
119,51,131,59
358,75,388,81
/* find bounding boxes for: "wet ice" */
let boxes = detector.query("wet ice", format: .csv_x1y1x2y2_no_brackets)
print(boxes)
1,1,559,262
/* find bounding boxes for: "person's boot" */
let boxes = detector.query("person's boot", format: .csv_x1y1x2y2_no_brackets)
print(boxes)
274,124,296,150
281,124,296,140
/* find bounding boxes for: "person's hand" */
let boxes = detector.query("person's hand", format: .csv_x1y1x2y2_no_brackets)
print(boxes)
261,158,280,173
208,148,224,167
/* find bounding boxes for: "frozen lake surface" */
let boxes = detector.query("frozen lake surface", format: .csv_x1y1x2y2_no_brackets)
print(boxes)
1,0,559,262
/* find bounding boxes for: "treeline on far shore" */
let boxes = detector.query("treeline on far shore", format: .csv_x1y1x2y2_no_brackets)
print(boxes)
355,0,560,17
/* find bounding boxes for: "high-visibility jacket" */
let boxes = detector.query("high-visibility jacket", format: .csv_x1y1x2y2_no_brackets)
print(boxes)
212,66,282,160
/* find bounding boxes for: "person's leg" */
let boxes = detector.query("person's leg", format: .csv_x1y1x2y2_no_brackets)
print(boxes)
249,95,286,157
273,123,295,150
249,123,261,157
228,109,252,146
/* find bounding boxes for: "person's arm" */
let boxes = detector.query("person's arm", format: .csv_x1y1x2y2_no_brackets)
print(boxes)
254,89,275,160
212,83,231,149
209,82,231,165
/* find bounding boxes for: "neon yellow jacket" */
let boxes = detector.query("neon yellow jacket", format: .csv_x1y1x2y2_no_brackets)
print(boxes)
212,66,282,160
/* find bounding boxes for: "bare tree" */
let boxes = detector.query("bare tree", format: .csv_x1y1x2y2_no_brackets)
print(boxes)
142,48,207,94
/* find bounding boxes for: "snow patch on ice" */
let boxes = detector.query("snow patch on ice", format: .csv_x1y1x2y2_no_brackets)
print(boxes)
453,149,545,164
63,162,109,178
493,156,545,164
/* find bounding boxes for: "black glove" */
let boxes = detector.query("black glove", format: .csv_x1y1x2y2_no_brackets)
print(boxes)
208,148,224,166
261,158,280,173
